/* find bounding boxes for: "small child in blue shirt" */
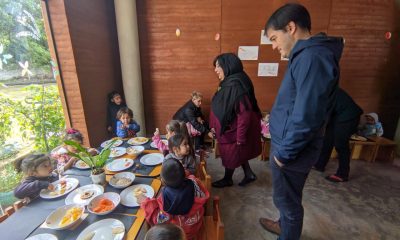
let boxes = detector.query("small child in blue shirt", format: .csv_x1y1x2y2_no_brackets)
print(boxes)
359,112,383,137
116,107,140,138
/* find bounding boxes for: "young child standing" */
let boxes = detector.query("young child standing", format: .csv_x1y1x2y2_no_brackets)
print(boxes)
14,153,58,200
139,159,209,240
165,134,197,175
261,111,270,139
116,107,140,138
107,91,127,135
359,112,384,137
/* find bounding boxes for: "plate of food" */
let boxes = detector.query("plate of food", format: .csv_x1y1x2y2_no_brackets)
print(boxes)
74,160,90,170
87,192,120,215
350,134,367,141
126,146,145,157
109,147,126,158
120,184,154,207
109,172,135,189
40,178,79,199
65,184,104,205
76,218,125,240
45,204,84,230
150,139,168,149
106,158,134,172
140,153,164,166
26,234,58,240
127,137,149,145
101,139,123,148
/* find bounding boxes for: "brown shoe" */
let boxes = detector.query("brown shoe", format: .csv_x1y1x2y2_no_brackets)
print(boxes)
259,217,281,235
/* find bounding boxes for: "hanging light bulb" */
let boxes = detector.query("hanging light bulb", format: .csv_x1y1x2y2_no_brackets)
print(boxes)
215,33,220,41
176,28,181,37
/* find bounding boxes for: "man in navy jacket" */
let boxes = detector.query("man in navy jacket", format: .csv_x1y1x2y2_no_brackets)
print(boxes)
259,3,343,240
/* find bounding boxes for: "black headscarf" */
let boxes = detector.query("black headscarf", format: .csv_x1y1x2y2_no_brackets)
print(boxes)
211,53,261,134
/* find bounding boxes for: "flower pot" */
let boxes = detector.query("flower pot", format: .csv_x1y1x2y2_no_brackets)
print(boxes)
91,171,106,185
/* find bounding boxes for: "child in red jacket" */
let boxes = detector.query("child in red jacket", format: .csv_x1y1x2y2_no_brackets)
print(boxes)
139,159,209,240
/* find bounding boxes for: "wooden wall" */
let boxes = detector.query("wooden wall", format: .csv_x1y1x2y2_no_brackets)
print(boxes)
44,0,123,146
137,0,400,139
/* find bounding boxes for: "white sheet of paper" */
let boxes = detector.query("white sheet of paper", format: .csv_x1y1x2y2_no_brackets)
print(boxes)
260,30,272,44
258,63,279,77
238,46,259,60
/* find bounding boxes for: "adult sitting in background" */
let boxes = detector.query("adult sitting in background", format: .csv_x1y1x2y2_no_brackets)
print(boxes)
209,53,262,188
173,91,211,150
314,88,363,182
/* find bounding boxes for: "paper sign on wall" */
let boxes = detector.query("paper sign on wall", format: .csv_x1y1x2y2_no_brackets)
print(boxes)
260,30,272,44
238,46,259,60
258,63,279,77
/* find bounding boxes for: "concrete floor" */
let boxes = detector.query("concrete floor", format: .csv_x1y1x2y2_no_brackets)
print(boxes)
206,156,400,240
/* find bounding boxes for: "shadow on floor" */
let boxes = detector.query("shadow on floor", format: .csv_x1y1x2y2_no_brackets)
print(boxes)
206,156,400,240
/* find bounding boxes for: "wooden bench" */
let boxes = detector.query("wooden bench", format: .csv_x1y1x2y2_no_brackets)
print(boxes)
0,199,28,223
197,196,224,240
260,138,270,161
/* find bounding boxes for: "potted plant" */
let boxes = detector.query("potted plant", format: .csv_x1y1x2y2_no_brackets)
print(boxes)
64,140,115,185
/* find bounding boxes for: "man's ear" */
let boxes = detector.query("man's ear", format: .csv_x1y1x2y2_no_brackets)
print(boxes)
286,21,297,35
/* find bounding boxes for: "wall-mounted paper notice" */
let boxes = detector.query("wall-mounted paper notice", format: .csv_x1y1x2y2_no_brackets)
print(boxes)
238,46,259,60
258,63,279,77
260,30,272,44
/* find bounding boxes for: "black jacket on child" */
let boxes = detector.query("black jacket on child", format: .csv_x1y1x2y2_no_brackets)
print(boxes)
173,100,209,134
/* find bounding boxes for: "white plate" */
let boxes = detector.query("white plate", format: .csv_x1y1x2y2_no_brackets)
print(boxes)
106,158,134,172
109,172,135,189
87,192,120,215
127,137,149,145
109,147,126,158
101,139,123,148
40,178,79,199
45,204,85,230
150,139,168,149
65,184,104,205
350,134,367,141
76,218,125,240
74,160,90,170
120,184,155,207
140,153,164,166
26,233,58,240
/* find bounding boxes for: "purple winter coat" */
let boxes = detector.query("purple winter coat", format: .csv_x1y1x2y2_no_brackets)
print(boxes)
210,100,261,169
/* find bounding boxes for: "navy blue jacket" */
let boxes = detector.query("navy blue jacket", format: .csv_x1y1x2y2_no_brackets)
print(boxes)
270,33,344,165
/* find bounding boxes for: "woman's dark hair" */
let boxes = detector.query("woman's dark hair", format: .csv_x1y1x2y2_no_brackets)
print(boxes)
145,223,186,240
15,153,51,176
213,53,243,78
108,91,121,102
161,159,185,188
265,3,311,33
116,107,133,120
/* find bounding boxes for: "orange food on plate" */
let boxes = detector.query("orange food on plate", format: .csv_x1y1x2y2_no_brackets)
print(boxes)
92,198,114,213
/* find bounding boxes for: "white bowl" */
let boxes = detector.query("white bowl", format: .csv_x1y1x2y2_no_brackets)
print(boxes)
126,146,145,157
87,192,120,215
109,172,135,189
45,204,84,230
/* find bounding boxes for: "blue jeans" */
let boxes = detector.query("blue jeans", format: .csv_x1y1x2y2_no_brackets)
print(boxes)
270,139,323,240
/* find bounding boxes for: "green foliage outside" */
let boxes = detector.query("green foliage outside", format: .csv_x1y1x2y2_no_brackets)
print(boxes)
0,0,50,70
0,84,65,153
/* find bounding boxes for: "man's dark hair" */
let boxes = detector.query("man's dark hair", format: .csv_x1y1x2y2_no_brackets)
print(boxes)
265,3,311,33
161,159,185,188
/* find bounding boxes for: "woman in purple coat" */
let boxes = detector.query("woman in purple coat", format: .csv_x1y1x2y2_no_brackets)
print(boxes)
210,53,262,188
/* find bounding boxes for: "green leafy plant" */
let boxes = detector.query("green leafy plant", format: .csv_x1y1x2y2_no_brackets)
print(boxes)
0,163,23,192
64,140,115,175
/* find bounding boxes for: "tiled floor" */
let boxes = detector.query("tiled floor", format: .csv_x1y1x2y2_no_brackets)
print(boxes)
206,155,400,240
